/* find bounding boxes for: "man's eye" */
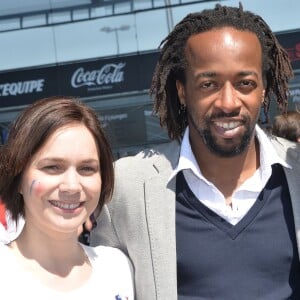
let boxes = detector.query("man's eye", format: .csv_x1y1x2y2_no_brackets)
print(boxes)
201,82,215,89
239,80,256,87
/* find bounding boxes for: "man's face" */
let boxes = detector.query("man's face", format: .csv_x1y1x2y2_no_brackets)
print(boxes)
176,27,265,157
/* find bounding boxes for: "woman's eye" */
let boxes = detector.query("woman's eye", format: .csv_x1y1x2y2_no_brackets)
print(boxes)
44,165,58,170
80,166,98,175
42,165,61,173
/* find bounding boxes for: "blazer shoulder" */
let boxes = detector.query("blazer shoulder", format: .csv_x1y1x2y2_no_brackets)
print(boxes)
115,140,180,171
270,135,300,164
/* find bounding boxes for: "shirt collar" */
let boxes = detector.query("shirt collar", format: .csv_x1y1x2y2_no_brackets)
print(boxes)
169,125,291,183
256,124,291,169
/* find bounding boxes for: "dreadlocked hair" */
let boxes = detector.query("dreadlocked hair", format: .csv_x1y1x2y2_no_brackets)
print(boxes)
150,3,293,141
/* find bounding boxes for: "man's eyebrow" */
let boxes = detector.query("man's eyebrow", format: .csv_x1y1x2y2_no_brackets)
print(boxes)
195,71,217,79
238,70,259,77
195,70,259,79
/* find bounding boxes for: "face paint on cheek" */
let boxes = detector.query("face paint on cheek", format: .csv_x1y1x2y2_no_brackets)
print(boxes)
29,180,43,196
29,180,36,195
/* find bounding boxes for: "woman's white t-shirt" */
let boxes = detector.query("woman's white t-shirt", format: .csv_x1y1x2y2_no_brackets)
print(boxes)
0,243,134,300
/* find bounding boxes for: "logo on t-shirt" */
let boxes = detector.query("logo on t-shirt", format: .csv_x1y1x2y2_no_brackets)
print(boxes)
115,295,128,300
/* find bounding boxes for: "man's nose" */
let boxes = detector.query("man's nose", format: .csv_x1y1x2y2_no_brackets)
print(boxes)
215,82,241,113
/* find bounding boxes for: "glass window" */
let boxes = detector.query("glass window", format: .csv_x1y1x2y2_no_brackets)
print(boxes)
0,18,20,32
72,9,90,21
114,2,132,14
133,0,152,10
49,11,71,24
23,15,47,28
91,6,113,18
135,9,168,51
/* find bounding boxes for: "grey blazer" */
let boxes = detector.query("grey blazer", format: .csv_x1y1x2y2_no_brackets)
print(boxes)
91,137,300,300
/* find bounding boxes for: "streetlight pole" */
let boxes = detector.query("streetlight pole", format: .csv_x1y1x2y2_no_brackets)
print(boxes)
100,25,130,55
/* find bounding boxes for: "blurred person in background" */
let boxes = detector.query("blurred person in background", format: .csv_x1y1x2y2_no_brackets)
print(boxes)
272,110,300,143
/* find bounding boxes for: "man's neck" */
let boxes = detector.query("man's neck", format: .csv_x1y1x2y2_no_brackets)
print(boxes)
191,137,260,201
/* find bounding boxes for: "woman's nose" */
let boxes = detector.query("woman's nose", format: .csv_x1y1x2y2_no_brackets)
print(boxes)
59,169,82,193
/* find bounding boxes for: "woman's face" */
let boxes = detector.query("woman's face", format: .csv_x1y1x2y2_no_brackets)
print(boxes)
19,123,101,237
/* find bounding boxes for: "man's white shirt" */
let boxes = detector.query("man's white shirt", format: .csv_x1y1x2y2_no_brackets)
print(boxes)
169,125,291,225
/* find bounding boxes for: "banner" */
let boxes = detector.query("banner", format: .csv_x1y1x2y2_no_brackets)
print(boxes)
0,51,159,108
0,67,58,107
276,30,300,70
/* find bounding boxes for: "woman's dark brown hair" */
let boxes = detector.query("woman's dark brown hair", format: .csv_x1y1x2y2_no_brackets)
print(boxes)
0,96,114,222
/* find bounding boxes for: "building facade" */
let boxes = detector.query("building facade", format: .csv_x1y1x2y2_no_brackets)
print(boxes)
0,0,299,157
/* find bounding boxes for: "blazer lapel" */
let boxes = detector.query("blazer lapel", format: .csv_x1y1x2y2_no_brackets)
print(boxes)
274,138,300,258
284,162,300,258
144,141,179,299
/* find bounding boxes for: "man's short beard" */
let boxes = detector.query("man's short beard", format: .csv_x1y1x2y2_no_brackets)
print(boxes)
201,126,253,157
190,112,257,158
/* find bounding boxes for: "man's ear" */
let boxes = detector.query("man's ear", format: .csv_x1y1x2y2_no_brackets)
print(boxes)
176,80,186,106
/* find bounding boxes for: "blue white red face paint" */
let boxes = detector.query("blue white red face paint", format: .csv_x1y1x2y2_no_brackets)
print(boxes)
29,179,37,195
29,179,42,196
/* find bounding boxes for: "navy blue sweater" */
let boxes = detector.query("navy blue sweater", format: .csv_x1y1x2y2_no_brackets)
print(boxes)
176,165,300,300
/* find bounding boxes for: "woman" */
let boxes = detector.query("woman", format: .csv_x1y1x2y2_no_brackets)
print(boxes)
0,97,134,299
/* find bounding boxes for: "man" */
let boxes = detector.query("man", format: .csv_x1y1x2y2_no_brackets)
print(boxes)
91,3,300,300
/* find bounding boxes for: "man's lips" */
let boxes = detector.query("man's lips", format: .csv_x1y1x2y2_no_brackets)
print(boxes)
212,120,244,138
214,120,242,130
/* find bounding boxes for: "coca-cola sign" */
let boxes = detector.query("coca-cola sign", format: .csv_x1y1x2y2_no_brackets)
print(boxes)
0,51,158,107
71,62,126,91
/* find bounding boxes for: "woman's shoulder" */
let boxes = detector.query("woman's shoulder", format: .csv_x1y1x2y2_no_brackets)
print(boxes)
81,244,134,298
0,242,12,258
0,243,18,278
81,244,131,266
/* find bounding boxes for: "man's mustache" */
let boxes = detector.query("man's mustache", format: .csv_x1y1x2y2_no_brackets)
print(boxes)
209,111,240,119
